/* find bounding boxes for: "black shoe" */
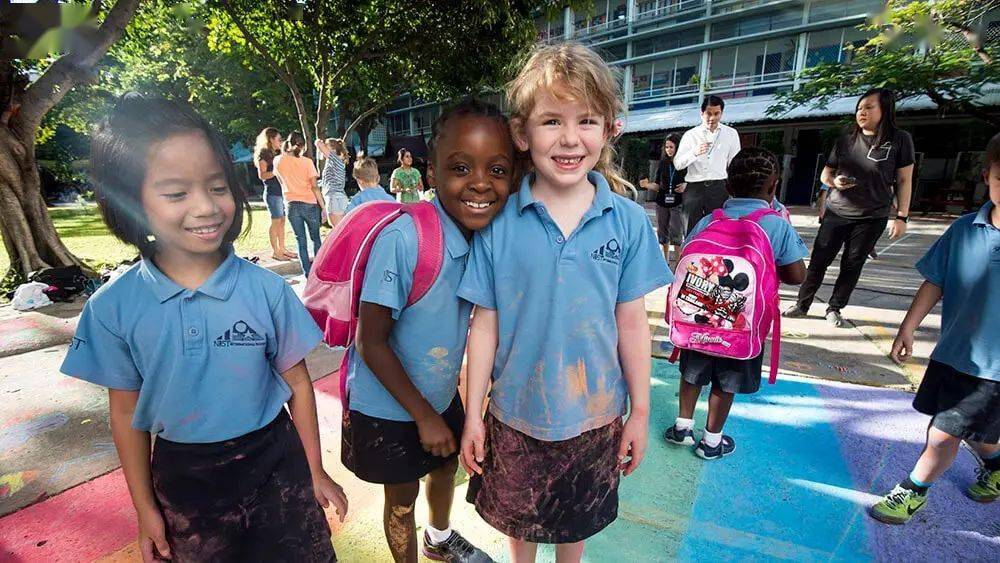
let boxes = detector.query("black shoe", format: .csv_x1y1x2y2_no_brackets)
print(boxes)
694,435,735,460
782,305,807,318
664,425,696,446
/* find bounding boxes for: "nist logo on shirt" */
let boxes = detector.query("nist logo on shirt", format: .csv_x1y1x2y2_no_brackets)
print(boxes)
591,238,622,266
214,320,266,348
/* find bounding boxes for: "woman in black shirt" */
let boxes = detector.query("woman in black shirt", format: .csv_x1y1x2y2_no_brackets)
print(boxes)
641,133,687,266
784,88,915,327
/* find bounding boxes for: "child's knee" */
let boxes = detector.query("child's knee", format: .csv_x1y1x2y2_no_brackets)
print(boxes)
384,482,420,508
926,427,962,449
430,456,459,478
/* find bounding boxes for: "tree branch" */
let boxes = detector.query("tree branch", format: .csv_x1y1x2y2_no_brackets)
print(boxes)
16,0,140,133
218,0,296,85
343,85,406,140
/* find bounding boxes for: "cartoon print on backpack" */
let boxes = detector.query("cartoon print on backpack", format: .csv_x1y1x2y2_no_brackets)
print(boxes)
675,255,753,329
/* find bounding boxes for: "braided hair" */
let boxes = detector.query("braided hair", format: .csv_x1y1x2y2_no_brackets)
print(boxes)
428,97,510,158
727,147,779,198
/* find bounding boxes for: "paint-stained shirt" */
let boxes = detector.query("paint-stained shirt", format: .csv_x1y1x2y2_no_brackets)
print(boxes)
346,197,471,420
458,171,673,441
347,186,394,212
60,249,322,443
916,202,1000,381
688,198,809,266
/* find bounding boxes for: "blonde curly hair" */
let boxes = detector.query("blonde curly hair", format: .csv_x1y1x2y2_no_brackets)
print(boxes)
506,42,630,195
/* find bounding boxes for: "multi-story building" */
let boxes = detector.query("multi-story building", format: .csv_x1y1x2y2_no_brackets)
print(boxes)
379,0,999,210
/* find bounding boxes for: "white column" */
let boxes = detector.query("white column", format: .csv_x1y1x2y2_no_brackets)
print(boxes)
564,7,573,39
623,64,634,104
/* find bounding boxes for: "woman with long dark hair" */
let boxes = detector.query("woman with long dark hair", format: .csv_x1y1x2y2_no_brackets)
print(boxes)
640,132,687,266
784,88,915,327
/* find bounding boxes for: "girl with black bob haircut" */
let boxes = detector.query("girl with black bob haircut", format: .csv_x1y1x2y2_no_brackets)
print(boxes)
90,93,252,256
69,93,347,562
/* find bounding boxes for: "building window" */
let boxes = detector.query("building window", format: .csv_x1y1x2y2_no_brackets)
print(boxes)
710,7,802,41
412,107,437,137
805,27,872,67
634,0,707,22
633,25,704,56
808,0,884,24
387,114,409,136
598,44,628,62
536,15,565,43
708,37,797,97
631,52,701,100
573,1,629,37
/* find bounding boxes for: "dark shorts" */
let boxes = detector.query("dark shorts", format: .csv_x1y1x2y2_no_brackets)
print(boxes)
467,414,622,544
151,410,335,563
679,349,764,394
656,205,685,245
913,360,1000,443
341,394,464,484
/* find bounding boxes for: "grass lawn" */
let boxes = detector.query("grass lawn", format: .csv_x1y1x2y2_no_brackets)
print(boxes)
0,205,288,275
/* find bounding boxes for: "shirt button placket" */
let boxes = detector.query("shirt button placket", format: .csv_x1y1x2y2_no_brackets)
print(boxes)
181,293,203,355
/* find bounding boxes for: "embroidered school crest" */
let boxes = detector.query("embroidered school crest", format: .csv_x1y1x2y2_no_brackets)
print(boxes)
214,320,266,348
591,238,621,265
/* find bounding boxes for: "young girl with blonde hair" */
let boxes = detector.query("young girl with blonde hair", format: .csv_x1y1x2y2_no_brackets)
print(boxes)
458,43,672,563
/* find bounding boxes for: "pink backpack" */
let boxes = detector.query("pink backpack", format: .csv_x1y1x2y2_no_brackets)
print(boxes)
667,208,782,383
302,200,444,404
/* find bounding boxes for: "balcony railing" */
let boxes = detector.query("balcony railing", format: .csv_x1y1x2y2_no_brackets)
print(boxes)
634,0,706,22
706,69,795,90
631,82,700,100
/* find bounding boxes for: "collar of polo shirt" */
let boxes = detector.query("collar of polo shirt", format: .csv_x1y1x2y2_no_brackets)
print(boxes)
516,171,615,216
138,245,241,303
432,196,470,259
973,201,996,229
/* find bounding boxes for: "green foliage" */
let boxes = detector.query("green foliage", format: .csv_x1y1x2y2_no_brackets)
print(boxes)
768,0,999,125
619,136,651,187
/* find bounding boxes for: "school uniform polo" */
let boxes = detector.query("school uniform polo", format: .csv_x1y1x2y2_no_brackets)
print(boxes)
346,186,394,212
688,198,810,265
916,201,1000,381
346,197,472,421
60,249,323,443
458,171,673,441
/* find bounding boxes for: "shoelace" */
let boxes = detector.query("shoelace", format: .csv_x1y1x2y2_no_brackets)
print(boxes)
444,534,476,557
975,466,995,486
884,488,912,509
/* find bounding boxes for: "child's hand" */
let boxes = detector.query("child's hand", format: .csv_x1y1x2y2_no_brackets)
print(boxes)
416,414,457,457
460,417,487,475
618,414,649,476
137,503,171,562
312,471,349,522
891,328,914,365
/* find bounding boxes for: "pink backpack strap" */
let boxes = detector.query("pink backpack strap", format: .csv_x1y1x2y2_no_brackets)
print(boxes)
710,208,728,222
742,208,778,223
768,303,780,384
401,202,444,306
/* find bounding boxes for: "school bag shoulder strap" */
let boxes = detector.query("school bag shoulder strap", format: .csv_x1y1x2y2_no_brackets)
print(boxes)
400,202,444,307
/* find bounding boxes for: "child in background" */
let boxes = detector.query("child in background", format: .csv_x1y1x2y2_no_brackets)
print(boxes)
870,132,1000,524
346,155,394,212
274,132,325,276
315,137,350,228
663,148,807,459
459,43,672,563
342,99,513,562
62,94,346,561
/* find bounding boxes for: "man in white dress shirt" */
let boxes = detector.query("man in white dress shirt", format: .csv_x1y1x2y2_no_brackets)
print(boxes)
673,95,742,234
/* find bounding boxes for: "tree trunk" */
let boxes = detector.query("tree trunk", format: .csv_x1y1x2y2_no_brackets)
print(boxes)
1,0,140,281
0,127,81,279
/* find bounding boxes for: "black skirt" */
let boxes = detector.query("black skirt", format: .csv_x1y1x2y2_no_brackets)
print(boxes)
341,393,465,484
151,410,336,562
467,413,622,544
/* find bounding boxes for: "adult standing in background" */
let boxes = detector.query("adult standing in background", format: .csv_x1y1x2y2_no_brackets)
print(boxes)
274,131,325,276
673,95,741,233
390,148,424,203
254,127,295,261
640,133,687,266
784,88,914,327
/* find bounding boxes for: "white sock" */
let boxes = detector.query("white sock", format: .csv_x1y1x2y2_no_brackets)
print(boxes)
426,524,452,544
703,429,722,448
674,417,694,431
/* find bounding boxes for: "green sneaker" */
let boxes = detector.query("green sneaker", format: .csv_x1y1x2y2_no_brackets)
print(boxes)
966,466,1000,503
869,484,928,524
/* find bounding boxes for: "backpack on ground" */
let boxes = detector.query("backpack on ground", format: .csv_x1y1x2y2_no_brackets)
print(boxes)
28,265,88,302
302,200,444,405
666,208,782,383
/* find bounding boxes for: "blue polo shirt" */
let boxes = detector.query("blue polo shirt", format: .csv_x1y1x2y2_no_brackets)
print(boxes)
916,202,1000,381
60,250,323,443
346,197,471,420
689,198,809,266
458,172,673,441
347,186,394,212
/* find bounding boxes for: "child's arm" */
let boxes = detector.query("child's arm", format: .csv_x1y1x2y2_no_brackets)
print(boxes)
891,280,942,364
615,297,651,476
356,302,457,457
280,360,348,521
778,260,806,285
310,175,326,213
461,306,498,475
314,138,330,159
108,389,170,562
257,158,275,182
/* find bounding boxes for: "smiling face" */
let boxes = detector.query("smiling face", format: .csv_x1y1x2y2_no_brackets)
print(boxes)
428,115,514,233
702,104,723,131
856,94,883,132
401,150,413,167
140,131,236,261
515,92,607,192
270,133,282,151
